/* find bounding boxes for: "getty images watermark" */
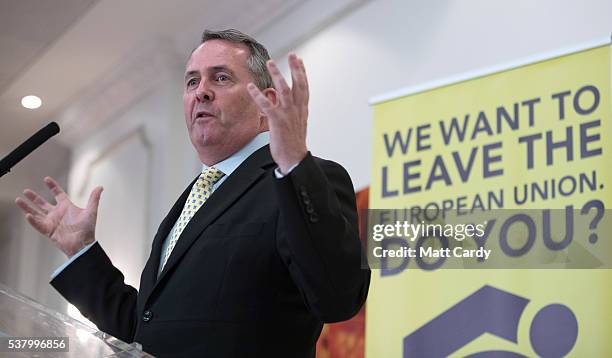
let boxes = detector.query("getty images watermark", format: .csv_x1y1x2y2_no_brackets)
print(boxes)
371,221,490,260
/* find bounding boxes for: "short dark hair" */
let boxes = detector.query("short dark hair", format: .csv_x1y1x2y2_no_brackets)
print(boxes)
200,29,273,90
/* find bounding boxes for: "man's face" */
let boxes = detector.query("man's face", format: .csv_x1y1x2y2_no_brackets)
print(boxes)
183,40,266,164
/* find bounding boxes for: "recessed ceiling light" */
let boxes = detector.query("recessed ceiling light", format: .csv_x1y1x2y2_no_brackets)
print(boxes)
21,95,42,109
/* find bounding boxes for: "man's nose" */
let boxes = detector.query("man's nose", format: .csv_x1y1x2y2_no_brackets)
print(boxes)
196,81,214,102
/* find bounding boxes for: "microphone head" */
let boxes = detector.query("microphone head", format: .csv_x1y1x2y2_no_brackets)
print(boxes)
47,121,60,136
0,121,62,177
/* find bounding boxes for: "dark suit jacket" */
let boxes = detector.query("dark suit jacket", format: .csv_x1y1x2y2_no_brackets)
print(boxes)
51,146,370,357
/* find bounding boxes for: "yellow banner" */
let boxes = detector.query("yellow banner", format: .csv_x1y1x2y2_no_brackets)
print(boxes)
367,44,612,357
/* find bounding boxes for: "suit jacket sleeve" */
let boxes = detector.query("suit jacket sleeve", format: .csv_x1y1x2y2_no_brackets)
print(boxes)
50,242,138,343
274,152,371,323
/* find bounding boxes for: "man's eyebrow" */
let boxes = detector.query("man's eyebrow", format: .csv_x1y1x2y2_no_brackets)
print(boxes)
184,70,199,81
209,65,237,77
184,65,237,80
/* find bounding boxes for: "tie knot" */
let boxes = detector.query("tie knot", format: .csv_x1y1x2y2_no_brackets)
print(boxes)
200,166,224,185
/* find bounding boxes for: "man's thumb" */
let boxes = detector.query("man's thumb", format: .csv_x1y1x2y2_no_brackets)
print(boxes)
87,186,104,213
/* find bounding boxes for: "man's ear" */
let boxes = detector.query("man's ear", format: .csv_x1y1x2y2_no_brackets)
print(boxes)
258,88,277,128
262,88,278,107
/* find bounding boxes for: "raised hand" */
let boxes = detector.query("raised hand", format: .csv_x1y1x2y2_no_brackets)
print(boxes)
247,53,309,174
15,177,103,257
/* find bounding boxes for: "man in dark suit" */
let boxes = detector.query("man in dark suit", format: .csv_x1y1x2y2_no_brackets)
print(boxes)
15,29,370,357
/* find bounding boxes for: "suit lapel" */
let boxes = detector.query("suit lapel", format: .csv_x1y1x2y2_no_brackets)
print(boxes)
139,176,197,297
152,145,274,289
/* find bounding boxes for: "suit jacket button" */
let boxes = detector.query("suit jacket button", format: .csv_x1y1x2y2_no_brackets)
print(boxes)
302,197,311,205
306,205,314,214
142,310,153,322
299,186,308,196
309,213,319,223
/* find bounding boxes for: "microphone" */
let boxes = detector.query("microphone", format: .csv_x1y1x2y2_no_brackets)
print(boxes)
0,122,61,178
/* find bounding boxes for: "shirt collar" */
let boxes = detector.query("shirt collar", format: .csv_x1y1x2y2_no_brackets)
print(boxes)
201,131,270,176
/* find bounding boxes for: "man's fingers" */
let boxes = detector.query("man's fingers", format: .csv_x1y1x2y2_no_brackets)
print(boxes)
25,214,49,236
15,197,42,216
299,58,310,108
87,186,104,214
44,176,67,200
289,54,303,106
247,83,273,112
16,198,50,234
23,189,52,213
266,60,292,107
289,53,308,108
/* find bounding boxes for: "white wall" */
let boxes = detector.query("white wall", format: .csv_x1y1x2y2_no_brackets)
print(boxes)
278,0,612,190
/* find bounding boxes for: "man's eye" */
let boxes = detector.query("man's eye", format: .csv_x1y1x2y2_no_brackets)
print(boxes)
216,74,229,82
187,78,198,87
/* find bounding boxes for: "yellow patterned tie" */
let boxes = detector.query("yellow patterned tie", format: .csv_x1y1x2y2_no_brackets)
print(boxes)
160,167,225,271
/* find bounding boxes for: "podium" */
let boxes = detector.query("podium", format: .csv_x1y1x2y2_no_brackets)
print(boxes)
0,282,154,357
